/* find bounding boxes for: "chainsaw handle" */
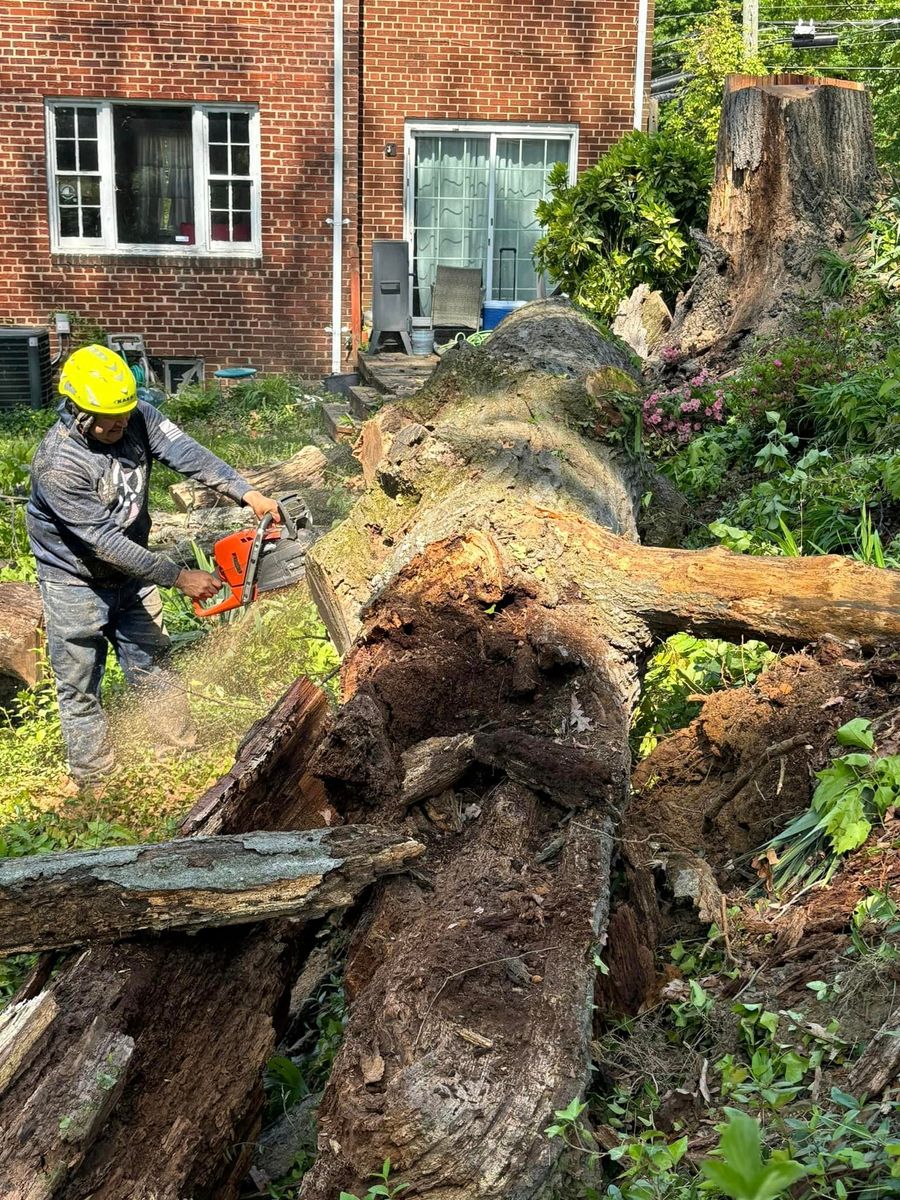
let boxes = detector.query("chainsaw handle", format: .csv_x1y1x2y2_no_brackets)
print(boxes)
192,584,245,620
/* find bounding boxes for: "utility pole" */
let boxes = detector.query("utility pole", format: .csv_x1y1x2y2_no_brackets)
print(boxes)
743,0,759,53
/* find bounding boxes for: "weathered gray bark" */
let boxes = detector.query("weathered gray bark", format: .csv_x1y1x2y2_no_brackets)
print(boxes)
170,444,328,511
668,75,879,353
0,828,423,954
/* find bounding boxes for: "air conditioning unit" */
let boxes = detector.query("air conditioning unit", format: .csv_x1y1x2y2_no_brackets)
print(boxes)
0,327,53,411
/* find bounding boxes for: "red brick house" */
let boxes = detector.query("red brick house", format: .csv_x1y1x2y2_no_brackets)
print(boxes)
0,0,652,380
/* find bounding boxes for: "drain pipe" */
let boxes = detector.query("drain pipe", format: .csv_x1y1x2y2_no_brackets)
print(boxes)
633,0,650,129
328,0,345,376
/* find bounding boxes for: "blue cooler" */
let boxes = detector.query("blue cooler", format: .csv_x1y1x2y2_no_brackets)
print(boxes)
482,303,517,331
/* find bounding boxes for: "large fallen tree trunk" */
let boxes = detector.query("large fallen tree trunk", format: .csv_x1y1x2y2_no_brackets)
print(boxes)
0,677,335,1200
292,303,899,1200
0,828,423,954
668,74,879,354
1,302,897,1200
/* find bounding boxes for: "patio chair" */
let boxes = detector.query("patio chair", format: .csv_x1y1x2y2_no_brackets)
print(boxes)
430,267,484,343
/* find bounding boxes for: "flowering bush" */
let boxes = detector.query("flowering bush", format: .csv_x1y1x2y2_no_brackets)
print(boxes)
641,366,726,448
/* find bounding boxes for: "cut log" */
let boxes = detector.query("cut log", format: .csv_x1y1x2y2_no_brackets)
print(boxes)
170,444,329,511
668,75,879,353
0,828,424,955
0,677,333,1200
0,582,43,703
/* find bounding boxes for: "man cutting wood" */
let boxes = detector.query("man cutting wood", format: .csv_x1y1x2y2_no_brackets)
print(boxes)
26,343,280,791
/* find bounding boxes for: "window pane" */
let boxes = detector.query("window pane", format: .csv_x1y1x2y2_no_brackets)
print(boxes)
209,144,228,175
57,140,77,171
412,133,490,317
57,177,78,206
491,136,570,301
76,107,98,138
210,210,230,239
232,212,251,241
60,208,79,237
210,182,229,209
208,112,228,143
231,144,250,176
56,108,75,139
79,140,98,172
81,178,100,205
230,112,250,143
232,181,251,210
113,105,194,244
82,208,102,238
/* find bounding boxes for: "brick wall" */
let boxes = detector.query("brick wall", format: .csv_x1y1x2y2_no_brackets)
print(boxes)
1,0,648,377
0,0,358,376
359,0,652,300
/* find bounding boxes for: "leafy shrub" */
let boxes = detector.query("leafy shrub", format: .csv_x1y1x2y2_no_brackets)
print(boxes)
802,351,900,449
762,719,900,893
533,130,711,319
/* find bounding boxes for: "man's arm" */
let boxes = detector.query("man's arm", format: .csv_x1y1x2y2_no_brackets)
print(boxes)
141,404,252,504
38,463,183,587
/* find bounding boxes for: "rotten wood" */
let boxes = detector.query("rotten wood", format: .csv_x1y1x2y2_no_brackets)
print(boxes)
0,828,424,955
848,1009,900,1096
703,732,813,827
0,677,332,1200
0,581,43,702
170,444,328,511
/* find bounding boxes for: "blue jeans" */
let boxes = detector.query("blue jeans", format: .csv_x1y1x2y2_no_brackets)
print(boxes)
39,579,196,783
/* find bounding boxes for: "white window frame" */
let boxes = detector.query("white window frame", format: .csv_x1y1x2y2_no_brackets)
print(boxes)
45,99,262,258
403,120,579,326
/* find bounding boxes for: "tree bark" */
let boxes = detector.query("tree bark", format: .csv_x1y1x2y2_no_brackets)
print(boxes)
0,582,43,704
0,828,423,955
170,444,328,511
0,677,334,1200
668,75,879,354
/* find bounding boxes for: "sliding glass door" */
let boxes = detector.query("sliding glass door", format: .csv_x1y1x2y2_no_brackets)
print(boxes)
407,123,577,320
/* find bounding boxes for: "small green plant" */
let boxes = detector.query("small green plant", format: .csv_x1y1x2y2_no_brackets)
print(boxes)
339,1158,409,1200
753,413,799,476
817,249,858,299
761,718,900,893
701,1110,807,1199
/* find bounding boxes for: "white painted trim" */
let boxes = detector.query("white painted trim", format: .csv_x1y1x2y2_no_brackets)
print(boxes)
330,0,344,376
633,0,651,129
403,120,578,325
45,99,262,258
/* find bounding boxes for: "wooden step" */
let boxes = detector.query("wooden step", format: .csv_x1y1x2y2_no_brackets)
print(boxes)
322,402,361,444
348,384,383,422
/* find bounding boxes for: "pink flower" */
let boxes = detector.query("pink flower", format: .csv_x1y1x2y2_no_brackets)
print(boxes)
705,406,713,417
773,359,783,368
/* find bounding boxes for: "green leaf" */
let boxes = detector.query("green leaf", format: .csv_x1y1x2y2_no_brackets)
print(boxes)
835,718,875,750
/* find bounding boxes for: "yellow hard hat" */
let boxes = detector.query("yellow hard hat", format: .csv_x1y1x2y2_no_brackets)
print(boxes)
59,344,137,416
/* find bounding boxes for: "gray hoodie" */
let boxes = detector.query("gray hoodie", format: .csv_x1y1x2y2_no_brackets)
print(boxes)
27,400,251,587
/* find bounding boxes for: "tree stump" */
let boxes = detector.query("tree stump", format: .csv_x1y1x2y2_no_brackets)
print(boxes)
668,75,879,353
0,582,43,707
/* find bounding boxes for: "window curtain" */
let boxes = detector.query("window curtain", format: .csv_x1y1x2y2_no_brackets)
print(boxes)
492,138,570,302
413,136,489,317
134,125,194,238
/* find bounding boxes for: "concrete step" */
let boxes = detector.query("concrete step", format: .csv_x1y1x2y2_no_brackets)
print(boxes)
348,384,383,422
322,401,361,444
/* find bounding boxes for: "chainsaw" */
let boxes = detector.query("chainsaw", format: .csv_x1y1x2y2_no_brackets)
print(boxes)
193,493,313,619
